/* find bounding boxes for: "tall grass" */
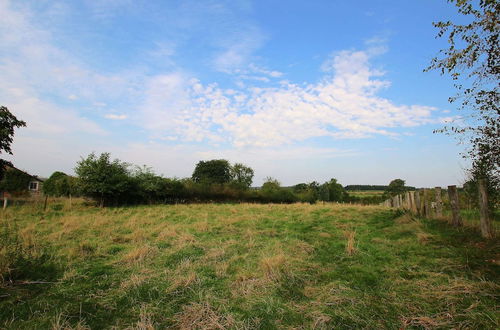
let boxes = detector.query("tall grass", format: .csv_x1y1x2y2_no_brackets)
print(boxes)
0,202,498,328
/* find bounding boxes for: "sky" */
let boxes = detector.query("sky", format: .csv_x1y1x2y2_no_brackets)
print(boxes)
0,0,474,187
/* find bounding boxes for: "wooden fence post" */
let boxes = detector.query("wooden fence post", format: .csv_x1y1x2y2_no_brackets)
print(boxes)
2,197,7,210
478,179,493,238
423,189,431,217
398,194,403,209
409,191,416,214
447,185,462,227
43,195,48,212
435,187,443,218
414,190,421,216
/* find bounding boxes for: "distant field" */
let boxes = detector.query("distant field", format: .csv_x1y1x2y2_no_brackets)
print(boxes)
346,190,385,198
1,202,498,329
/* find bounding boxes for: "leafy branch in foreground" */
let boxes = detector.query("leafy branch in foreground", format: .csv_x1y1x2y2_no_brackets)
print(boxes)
426,0,499,184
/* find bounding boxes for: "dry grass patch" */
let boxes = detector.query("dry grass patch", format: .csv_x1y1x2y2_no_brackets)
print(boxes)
260,254,287,281
191,220,210,233
156,226,179,241
121,245,158,265
172,302,235,330
344,230,356,256
120,272,151,289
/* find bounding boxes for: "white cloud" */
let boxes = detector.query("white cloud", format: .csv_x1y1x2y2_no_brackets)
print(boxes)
104,114,128,120
139,49,438,147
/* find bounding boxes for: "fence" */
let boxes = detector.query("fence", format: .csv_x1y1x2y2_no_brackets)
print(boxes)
382,180,496,238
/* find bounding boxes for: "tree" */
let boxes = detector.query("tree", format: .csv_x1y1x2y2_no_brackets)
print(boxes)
132,165,169,204
426,0,499,187
326,178,346,202
43,172,68,196
43,171,80,198
261,177,281,192
385,179,406,197
192,159,232,185
75,153,131,207
230,163,254,188
0,106,26,180
319,183,330,202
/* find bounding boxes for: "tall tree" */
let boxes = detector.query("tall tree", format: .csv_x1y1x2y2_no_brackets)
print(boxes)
426,0,499,186
192,159,232,184
230,163,254,188
0,106,26,180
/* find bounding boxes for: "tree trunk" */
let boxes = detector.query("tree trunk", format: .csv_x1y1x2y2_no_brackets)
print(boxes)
478,179,493,238
447,185,462,227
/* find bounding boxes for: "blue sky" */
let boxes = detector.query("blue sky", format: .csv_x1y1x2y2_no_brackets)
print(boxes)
1,0,472,187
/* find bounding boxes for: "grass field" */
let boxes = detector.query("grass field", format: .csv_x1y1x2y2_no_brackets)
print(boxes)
1,201,498,329
345,190,385,198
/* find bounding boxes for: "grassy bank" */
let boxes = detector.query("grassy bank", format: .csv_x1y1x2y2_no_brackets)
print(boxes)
1,202,498,329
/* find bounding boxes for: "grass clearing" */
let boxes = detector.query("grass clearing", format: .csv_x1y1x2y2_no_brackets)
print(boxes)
0,202,498,328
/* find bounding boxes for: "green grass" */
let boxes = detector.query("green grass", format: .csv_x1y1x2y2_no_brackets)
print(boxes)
0,201,498,329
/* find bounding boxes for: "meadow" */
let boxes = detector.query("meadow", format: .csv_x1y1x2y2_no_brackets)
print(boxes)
0,201,498,329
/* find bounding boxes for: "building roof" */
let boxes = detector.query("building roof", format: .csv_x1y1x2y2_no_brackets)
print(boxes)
3,164,45,182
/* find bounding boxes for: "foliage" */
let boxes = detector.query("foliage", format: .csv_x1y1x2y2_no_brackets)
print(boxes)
43,171,80,197
261,177,297,203
384,179,407,197
230,163,254,188
325,178,347,202
192,160,232,185
0,106,26,156
426,0,499,187
0,106,26,180
0,167,32,194
75,153,132,207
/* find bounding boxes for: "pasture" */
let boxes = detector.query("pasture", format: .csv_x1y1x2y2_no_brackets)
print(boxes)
1,202,498,329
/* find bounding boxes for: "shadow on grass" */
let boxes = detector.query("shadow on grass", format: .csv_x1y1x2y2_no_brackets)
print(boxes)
420,216,499,280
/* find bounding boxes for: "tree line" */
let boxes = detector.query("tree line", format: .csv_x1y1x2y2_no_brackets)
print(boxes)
29,152,396,207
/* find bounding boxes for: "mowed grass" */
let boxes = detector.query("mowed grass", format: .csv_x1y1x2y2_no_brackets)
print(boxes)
0,202,498,329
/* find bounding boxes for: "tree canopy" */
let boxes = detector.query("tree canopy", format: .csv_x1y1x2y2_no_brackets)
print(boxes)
192,159,232,185
230,163,254,188
0,106,26,180
75,153,132,207
385,179,407,197
426,0,499,184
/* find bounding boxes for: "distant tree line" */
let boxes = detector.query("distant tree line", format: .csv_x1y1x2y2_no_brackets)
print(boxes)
4,151,472,209
32,152,398,207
